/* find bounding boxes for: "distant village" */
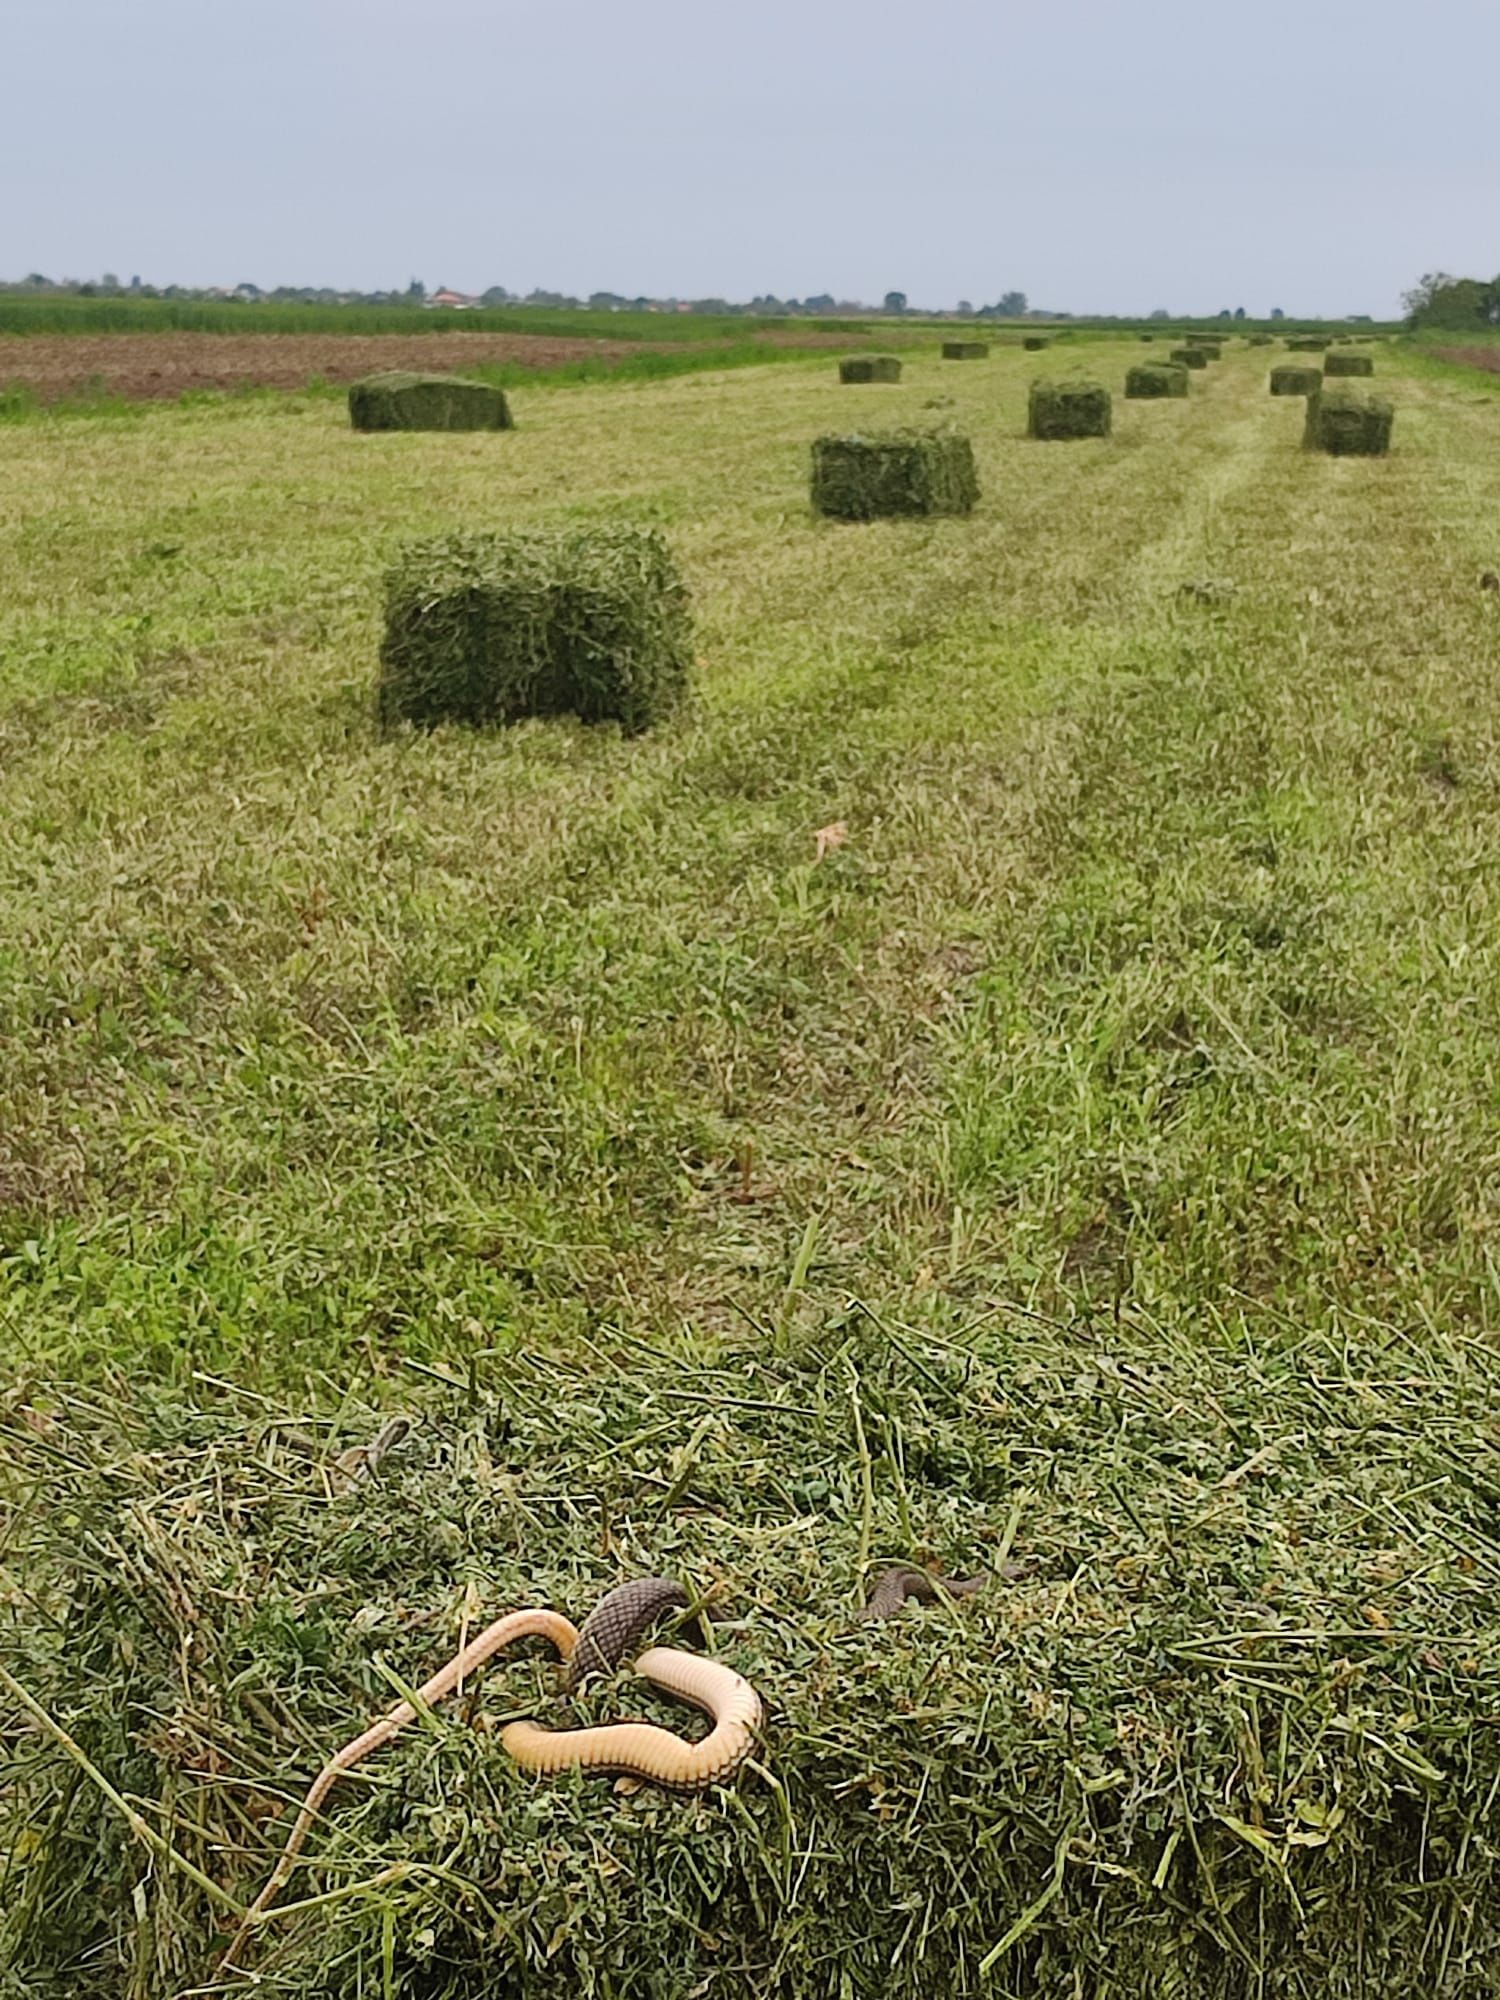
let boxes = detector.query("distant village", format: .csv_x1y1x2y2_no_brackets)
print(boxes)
0,273,1045,319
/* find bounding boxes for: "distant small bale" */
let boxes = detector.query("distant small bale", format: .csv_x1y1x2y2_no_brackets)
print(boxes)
1270,366,1323,397
1141,333,1156,342
1286,337,1329,353
1028,378,1113,439
810,429,979,519
349,371,513,432
1187,340,1223,359
839,356,903,384
1303,385,1394,456
1126,363,1190,400
1023,336,1050,351
379,526,692,732
941,341,989,361
1170,347,1210,370
1248,334,1275,346
1323,351,1375,378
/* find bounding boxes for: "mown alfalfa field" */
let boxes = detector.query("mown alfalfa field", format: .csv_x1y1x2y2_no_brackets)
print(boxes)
3,338,1500,1999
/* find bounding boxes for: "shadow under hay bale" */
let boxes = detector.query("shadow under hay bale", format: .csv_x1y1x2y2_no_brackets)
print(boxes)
1170,346,1209,370
1303,385,1394,456
839,356,903,384
379,526,692,732
1023,335,1050,351
1125,363,1190,400
348,371,513,432
941,341,989,361
1323,352,1375,378
1028,378,1113,439
1270,366,1323,397
810,429,979,519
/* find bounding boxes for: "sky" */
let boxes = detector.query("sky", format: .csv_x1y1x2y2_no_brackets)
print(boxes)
6,0,1497,318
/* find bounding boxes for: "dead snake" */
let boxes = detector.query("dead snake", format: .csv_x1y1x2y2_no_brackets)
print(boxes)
225,1566,982,1970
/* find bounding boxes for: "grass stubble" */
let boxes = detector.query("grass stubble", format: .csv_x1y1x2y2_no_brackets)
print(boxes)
1,341,1499,1996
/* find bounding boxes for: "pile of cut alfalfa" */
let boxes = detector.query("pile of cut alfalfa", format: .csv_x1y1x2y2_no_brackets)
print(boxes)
4,1305,1498,1999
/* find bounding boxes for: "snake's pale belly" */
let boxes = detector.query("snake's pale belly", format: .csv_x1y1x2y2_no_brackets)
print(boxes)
503,1648,763,1789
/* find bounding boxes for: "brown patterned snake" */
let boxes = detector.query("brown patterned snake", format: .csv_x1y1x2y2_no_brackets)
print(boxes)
220,1579,759,1975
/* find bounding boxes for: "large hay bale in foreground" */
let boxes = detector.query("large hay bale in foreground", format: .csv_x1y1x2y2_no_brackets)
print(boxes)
379,526,692,731
1270,366,1323,397
1170,346,1209,369
1286,337,1329,353
810,429,979,519
1028,378,1113,439
941,340,989,360
1126,362,1190,399
839,355,903,384
5,1327,1499,2000
1323,351,1374,377
348,371,513,432
1303,384,1394,455
1023,335,1050,351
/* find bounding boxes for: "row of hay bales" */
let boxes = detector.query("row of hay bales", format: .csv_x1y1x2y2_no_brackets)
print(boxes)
363,331,1393,739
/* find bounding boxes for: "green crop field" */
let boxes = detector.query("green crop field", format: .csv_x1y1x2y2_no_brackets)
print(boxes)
3,338,1499,1998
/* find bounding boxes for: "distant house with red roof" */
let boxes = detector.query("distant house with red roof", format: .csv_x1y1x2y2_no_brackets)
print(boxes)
426,288,480,310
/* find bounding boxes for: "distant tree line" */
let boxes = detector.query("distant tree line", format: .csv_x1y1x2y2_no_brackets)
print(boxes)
0,273,1043,319
1403,272,1500,330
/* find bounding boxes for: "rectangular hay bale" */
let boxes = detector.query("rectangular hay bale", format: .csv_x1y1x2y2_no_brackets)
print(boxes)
1323,352,1375,377
1023,335,1050,351
1270,365,1325,397
1126,363,1190,400
1028,378,1113,439
810,429,979,520
1170,346,1209,369
379,525,692,731
1286,337,1329,353
839,356,904,383
1303,384,1394,456
349,370,513,432
941,341,989,360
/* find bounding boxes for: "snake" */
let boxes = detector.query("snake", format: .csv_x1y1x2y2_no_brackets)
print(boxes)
224,1566,985,1973
221,1578,760,1972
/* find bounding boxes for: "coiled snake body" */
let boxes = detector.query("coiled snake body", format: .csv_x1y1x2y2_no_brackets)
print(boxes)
223,1579,759,1971
225,1566,983,1974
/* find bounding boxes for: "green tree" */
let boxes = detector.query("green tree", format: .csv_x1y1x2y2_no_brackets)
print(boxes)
883,291,907,314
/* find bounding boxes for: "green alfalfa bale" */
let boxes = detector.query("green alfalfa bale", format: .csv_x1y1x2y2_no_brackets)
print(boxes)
1028,378,1113,440
1286,337,1329,353
1170,346,1209,370
1323,351,1375,378
839,355,903,383
379,526,692,732
1023,335,1050,351
1270,366,1323,397
1248,334,1275,347
1303,384,1394,456
810,429,979,520
348,370,513,432
941,341,989,360
1125,363,1190,400
1140,333,1156,342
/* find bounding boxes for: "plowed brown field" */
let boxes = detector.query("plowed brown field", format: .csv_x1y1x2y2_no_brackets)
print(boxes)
0,327,852,402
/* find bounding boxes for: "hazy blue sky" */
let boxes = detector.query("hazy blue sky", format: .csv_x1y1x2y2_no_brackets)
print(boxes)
8,0,1496,317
